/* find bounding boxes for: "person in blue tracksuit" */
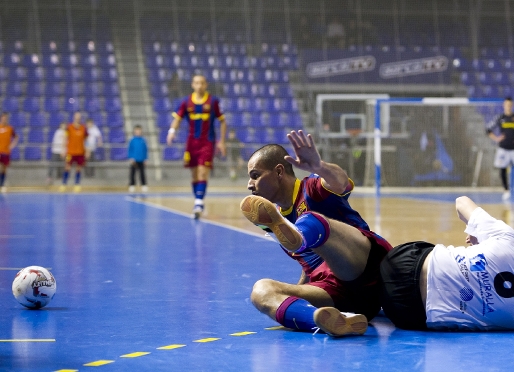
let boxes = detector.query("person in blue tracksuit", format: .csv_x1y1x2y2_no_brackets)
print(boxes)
128,125,148,192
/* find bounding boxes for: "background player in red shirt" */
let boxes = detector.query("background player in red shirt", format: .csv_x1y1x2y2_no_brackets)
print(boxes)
240,130,392,337
166,74,227,219
59,112,88,192
0,112,19,193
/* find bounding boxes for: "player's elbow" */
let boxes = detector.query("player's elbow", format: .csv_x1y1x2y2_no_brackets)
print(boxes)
455,196,472,209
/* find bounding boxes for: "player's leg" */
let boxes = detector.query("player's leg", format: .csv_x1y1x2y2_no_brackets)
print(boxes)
241,195,377,281
0,162,7,192
129,162,136,191
191,165,210,218
494,147,510,199
73,159,84,192
251,278,367,336
61,156,72,190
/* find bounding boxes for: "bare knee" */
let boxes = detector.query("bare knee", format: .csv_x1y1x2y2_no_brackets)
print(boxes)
251,278,282,316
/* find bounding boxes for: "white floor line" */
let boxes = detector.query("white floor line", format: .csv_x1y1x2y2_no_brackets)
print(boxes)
125,196,273,241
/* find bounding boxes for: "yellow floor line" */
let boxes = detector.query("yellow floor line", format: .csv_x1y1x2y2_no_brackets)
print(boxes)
230,331,256,336
157,344,186,350
83,360,115,367
120,352,150,358
193,337,221,343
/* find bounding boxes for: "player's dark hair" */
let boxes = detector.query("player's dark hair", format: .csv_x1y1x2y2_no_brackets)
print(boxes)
251,144,295,176
85,118,93,123
134,125,142,130
506,97,513,102
1,112,8,116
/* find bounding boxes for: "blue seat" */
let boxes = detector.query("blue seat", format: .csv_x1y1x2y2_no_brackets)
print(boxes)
6,82,23,96
27,129,45,143
26,82,43,97
3,98,20,112
88,112,105,127
61,54,80,68
42,54,61,67
163,147,183,161
30,112,47,127
63,97,80,112
45,82,64,97
10,147,21,161
84,98,101,112
3,53,22,67
153,98,172,113
44,97,62,112
48,112,66,127
46,67,66,82
68,67,84,82
84,82,101,97
220,98,237,112
110,147,127,161
23,97,41,112
104,97,122,112
104,83,120,97
102,68,118,82
108,129,126,143
93,147,106,161
27,66,44,82
106,112,123,127
9,112,26,127
83,67,101,82
151,83,169,98
99,55,116,68
156,112,172,128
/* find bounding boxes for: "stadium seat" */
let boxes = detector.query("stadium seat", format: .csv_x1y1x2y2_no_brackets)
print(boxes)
27,66,44,82
103,83,120,97
106,112,123,127
151,83,169,97
30,112,47,127
6,82,23,97
45,82,64,97
3,98,20,112
10,147,21,161
26,82,43,97
108,129,125,143
156,112,172,128
163,147,183,161
84,82,101,97
104,97,122,112
110,147,127,161
23,97,41,112
88,112,105,127
46,67,66,82
42,54,61,67
48,112,67,127
153,98,172,113
84,98,101,112
27,129,45,143
63,97,80,112
44,97,62,112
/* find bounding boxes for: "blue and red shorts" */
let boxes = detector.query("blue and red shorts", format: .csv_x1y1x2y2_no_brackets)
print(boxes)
305,228,392,321
66,154,86,166
0,153,10,166
184,138,215,168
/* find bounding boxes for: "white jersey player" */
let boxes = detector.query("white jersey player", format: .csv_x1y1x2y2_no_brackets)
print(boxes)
380,196,514,331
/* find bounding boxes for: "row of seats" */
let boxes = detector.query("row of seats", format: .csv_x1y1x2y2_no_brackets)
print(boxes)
467,85,514,99
0,82,120,98
2,53,117,68
146,54,298,70
150,82,292,99
454,58,514,72
9,146,128,161
3,111,123,128
11,128,126,144
148,68,290,84
0,66,119,83
0,40,115,56
2,97,122,113
460,71,514,85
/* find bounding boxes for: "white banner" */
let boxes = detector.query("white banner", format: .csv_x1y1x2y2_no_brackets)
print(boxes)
306,55,376,78
379,56,448,79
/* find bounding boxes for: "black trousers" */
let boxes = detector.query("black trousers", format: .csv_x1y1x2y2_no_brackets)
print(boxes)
130,162,146,186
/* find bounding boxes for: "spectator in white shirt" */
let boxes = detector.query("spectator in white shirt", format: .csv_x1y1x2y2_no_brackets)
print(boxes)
47,122,66,184
85,119,103,177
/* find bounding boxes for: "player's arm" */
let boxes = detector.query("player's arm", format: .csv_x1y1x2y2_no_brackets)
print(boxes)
456,196,479,225
486,116,505,143
9,133,19,150
285,130,349,194
217,116,227,157
167,115,182,145
488,131,505,143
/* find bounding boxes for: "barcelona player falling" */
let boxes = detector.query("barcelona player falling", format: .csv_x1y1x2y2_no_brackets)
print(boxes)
240,130,392,337
166,74,227,219
59,112,88,192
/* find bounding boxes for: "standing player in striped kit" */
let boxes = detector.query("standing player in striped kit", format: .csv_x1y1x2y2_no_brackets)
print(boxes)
0,112,19,193
59,112,88,192
167,74,227,219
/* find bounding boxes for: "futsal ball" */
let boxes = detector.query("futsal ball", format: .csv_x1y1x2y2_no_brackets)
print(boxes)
12,266,56,309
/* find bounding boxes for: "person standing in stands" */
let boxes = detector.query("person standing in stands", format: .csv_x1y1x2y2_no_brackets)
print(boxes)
166,74,227,219
0,112,19,193
47,122,66,185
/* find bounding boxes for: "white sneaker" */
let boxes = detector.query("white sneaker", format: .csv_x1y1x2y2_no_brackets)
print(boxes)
128,186,135,193
192,203,204,220
1,186,6,193
503,191,511,201
141,186,148,193
312,307,368,337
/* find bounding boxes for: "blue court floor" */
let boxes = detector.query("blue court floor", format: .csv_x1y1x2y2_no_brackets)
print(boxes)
1,193,514,371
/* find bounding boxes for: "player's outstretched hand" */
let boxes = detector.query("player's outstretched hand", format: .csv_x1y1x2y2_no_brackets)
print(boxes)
284,130,322,173
166,132,175,146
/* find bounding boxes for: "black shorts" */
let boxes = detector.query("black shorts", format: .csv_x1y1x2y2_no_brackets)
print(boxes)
379,241,434,330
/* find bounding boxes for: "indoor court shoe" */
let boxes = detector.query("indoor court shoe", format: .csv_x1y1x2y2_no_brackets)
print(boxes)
128,186,135,193
240,195,306,252
192,204,204,220
1,186,6,193
313,307,368,337
503,191,510,201
141,186,148,193
58,185,66,192
73,185,81,193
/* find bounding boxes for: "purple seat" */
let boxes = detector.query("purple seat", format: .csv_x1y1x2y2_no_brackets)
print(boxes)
48,112,66,127
10,147,21,161
45,82,64,97
84,98,101,113
104,83,120,97
63,97,80,112
3,53,22,67
102,68,118,82
84,82,101,97
106,112,123,127
3,98,20,112
23,97,41,112
88,112,105,127
42,54,61,67
30,112,47,127
61,54,80,68
27,67,44,82
153,98,172,113
27,129,45,143
44,97,62,112
46,67,66,82
99,55,116,68
110,147,127,161
163,147,183,161
105,97,122,112
6,82,23,96
151,83,169,97
83,67,101,82
156,112,172,128
108,129,126,143
26,82,43,97
93,147,106,161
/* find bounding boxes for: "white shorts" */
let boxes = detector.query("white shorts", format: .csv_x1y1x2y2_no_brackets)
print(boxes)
493,147,514,168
